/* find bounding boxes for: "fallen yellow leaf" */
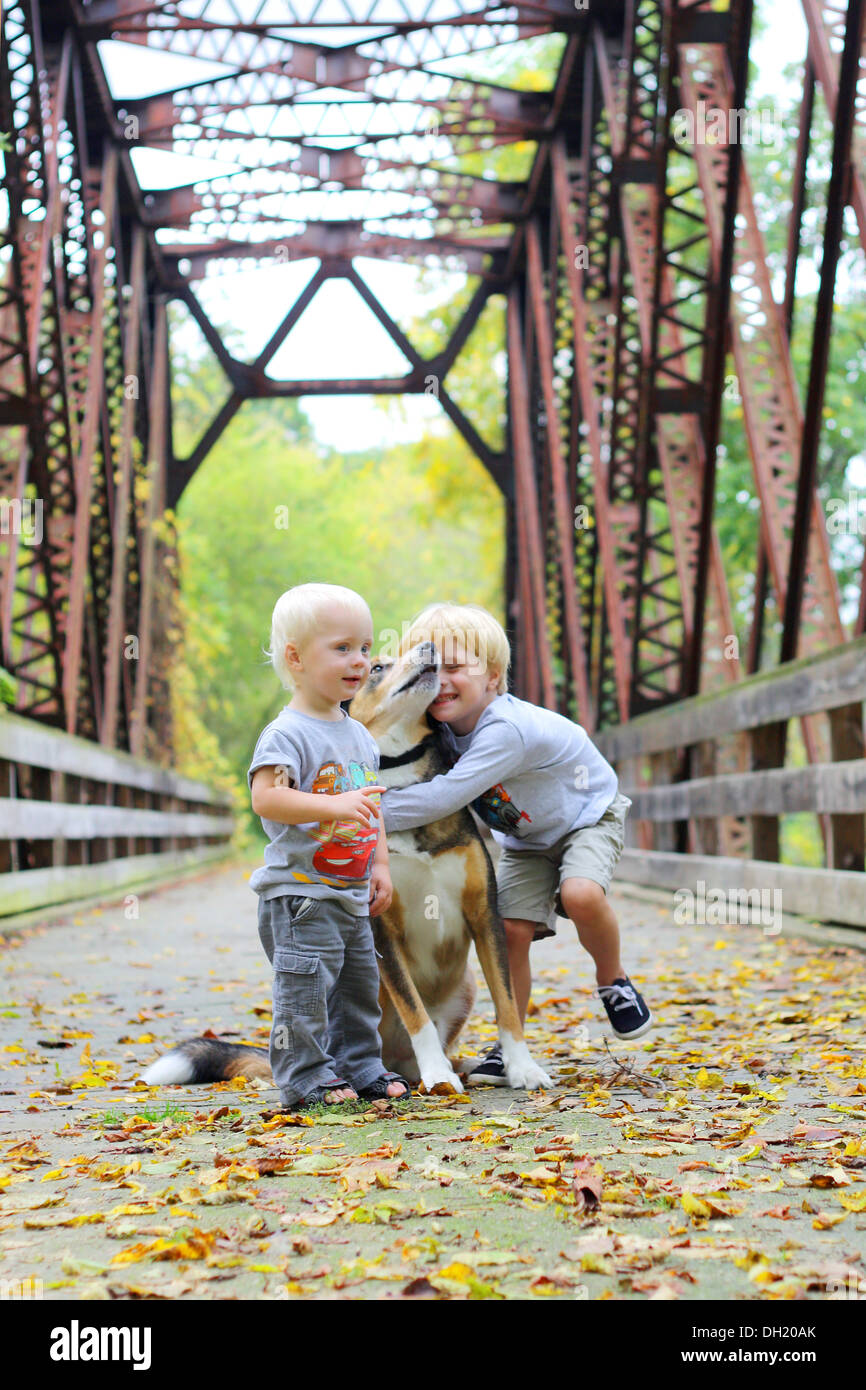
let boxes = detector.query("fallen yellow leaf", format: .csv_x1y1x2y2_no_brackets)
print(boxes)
435,1262,475,1282
812,1210,848,1229
681,1192,711,1220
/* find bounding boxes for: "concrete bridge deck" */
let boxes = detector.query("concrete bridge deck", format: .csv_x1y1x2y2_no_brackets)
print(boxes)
0,861,864,1302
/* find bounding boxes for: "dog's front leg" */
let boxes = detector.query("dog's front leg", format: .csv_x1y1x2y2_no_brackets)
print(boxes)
463,870,554,1090
373,918,463,1094
471,927,553,1089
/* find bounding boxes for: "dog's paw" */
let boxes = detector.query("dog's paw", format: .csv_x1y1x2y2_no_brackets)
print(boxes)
419,1066,464,1095
499,1034,555,1090
411,1021,464,1094
504,1058,554,1090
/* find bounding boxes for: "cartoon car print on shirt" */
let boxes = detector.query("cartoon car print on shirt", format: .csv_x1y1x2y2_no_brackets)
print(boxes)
473,783,532,835
309,759,380,880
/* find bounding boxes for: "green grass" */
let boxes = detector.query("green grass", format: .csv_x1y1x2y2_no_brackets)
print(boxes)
299,1097,374,1118
92,1102,195,1126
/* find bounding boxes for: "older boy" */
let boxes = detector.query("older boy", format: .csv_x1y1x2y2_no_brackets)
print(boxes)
380,602,652,1085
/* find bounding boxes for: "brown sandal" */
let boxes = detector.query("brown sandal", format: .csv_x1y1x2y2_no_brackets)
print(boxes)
355,1072,412,1102
288,1079,358,1111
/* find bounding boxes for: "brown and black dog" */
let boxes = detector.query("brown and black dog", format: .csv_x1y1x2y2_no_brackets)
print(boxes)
142,642,552,1093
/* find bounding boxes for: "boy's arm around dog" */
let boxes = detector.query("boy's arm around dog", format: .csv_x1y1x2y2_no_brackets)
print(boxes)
380,720,526,833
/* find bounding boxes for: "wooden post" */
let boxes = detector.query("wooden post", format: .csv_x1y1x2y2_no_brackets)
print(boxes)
750,721,785,862
29,765,53,869
828,702,865,871
64,775,84,866
692,740,719,856
648,750,678,852
50,770,67,869
0,761,14,872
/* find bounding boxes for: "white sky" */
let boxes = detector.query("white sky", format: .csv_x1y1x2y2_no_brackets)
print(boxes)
94,0,812,451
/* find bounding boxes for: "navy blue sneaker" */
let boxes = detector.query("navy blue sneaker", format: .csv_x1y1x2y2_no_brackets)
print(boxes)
597,976,653,1039
465,1043,508,1086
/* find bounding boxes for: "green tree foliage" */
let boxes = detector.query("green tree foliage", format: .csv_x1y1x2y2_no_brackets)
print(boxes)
0,666,16,707
169,323,503,838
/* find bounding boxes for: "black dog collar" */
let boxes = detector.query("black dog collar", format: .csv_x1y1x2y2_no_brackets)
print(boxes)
378,733,439,769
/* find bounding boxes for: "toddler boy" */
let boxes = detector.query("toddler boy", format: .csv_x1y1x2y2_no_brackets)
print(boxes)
248,582,410,1108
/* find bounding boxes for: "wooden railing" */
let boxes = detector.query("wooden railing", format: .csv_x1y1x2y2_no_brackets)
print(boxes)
595,636,866,929
0,712,235,918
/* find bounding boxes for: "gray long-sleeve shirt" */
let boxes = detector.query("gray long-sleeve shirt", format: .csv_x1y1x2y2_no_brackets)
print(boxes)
380,692,618,851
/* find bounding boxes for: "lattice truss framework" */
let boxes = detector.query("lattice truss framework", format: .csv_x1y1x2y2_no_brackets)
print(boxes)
0,0,864,789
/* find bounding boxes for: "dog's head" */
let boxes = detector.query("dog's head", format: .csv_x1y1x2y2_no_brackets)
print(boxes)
349,641,440,754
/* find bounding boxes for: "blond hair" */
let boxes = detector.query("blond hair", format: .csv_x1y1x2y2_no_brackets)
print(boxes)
267,583,372,691
397,603,510,695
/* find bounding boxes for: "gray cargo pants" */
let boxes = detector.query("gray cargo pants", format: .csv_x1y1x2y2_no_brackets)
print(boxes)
257,893,386,1106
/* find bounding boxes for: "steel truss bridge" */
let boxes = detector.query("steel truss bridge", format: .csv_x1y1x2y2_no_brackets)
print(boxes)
1,0,865,928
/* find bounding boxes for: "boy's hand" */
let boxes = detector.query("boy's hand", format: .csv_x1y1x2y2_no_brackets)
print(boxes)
325,787,386,827
368,863,392,917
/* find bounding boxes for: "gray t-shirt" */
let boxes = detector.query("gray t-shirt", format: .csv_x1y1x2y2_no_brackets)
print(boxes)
247,705,381,914
380,692,618,851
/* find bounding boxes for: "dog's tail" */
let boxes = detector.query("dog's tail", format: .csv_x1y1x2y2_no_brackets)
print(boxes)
141,1037,271,1086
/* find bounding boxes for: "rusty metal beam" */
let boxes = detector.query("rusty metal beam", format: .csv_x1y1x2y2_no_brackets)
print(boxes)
783,53,816,341
747,47,815,674
679,39,845,671
62,145,119,735
431,278,500,378
593,5,741,714
168,393,244,511
160,230,511,280
173,286,241,383
130,298,168,756
109,41,549,115
102,224,145,749
781,0,865,664
524,218,593,726
551,135,632,723
801,0,866,255
506,283,557,711
683,0,754,698
436,388,507,489
4,0,862,789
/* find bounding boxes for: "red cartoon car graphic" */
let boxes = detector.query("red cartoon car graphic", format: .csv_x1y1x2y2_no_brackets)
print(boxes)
312,821,378,880
309,760,380,879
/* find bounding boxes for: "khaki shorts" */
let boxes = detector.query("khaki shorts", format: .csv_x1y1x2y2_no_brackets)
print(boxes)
495,791,631,940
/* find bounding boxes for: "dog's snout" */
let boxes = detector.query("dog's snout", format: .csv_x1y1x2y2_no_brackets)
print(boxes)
416,641,438,664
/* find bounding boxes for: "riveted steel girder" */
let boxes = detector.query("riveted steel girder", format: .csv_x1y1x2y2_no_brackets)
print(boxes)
1,0,863,773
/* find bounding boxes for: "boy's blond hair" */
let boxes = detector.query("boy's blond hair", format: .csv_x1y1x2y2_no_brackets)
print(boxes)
267,582,372,691
397,603,510,695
